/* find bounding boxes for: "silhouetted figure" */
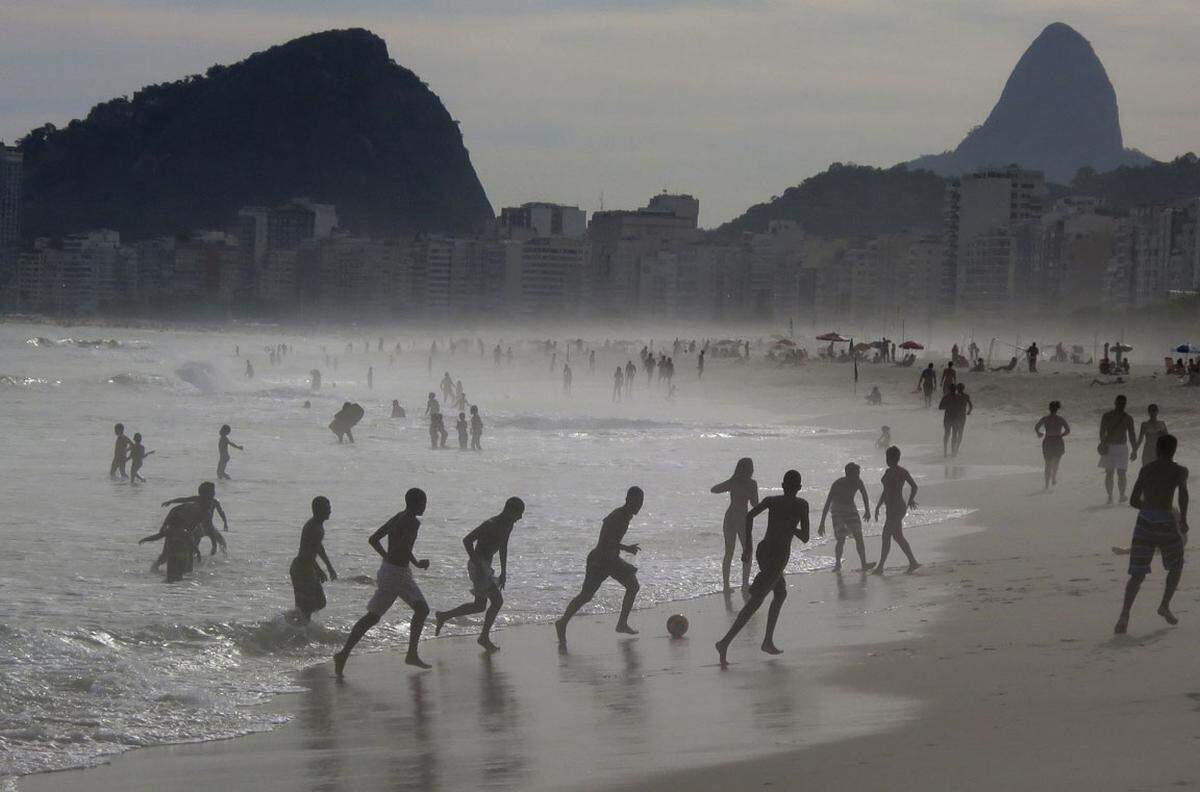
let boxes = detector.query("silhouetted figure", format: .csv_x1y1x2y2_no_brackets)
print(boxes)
391,400,406,418
1099,395,1137,504
1133,404,1168,467
334,488,432,675
710,458,759,591
918,363,936,408
555,487,645,647
425,392,439,418
876,425,891,450
1027,342,1039,372
217,424,242,479
1115,434,1188,634
612,366,624,402
162,481,228,556
991,356,1019,372
940,361,956,395
329,402,364,444
290,496,337,624
1034,400,1070,489
624,360,636,398
140,503,202,583
127,432,154,485
873,446,920,574
819,463,874,573
367,366,374,390
435,497,526,652
698,349,705,379
245,360,254,379
938,384,972,457
715,470,809,666
441,372,454,404
865,385,882,405
563,364,573,396
310,369,321,391
430,412,448,449
470,405,483,450
589,349,596,372
456,412,469,449
110,423,131,480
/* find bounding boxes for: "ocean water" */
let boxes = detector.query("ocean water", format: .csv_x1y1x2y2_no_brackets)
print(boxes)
0,322,973,781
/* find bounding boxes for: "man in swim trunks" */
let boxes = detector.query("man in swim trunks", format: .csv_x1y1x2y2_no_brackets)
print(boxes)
434,497,526,652
715,470,809,666
110,423,131,480
917,363,936,408
1114,434,1188,634
555,487,644,647
873,446,921,574
1131,403,1168,467
818,463,874,573
290,496,337,624
334,488,432,675
1099,394,1137,504
139,503,203,583
161,482,228,556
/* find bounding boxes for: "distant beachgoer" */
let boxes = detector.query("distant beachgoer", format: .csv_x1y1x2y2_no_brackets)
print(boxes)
110,423,131,480
127,432,154,485
938,388,963,457
290,496,337,624
162,481,228,556
1114,434,1188,634
329,402,363,444
140,503,202,583
918,363,936,408
1099,395,1137,504
563,364,573,395
217,424,242,480
391,400,405,419
555,487,645,647
434,497,526,652
865,386,882,405
470,405,483,450
456,412,469,449
1027,342,1039,372
991,356,1019,372
876,425,891,450
425,392,439,418
624,361,636,398
952,383,973,455
970,358,985,372
245,360,254,379
441,373,455,404
940,361,957,395
589,349,596,372
715,470,809,666
698,349,705,379
711,458,759,592
334,488,432,675
310,369,322,391
1132,404,1167,467
818,463,874,573
872,446,920,574
367,366,374,390
1034,401,1070,489
613,366,624,402
430,412,448,449
494,345,502,367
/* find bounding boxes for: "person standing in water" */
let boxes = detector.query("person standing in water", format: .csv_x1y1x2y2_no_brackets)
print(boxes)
1132,404,1168,467
429,411,448,450
367,366,374,390
127,433,154,485
290,496,337,625
110,423,131,480
563,363,573,396
1099,395,1137,504
334,488,433,675
918,363,936,408
434,497,526,652
470,405,483,450
697,349,705,380
1115,434,1188,634
456,412,469,450
612,366,624,402
555,487,645,647
873,446,920,574
245,360,254,379
140,503,202,583
715,470,809,666
818,463,874,573
1034,401,1071,489
624,360,636,398
217,425,242,480
162,481,229,556
710,458,759,592
391,400,405,418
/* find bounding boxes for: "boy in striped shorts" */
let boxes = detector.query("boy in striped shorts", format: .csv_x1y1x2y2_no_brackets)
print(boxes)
818,463,875,573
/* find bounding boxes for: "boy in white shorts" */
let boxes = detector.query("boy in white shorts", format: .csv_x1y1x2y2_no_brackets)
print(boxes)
334,488,432,675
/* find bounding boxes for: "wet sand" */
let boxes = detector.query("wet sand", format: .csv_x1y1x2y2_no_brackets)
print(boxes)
19,357,1200,791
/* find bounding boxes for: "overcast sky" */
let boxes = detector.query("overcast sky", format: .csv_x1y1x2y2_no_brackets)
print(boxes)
2,0,1198,227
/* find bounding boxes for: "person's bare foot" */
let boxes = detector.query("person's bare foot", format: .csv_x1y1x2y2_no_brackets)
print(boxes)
870,566,884,576
333,651,348,677
405,652,432,670
831,562,841,573
554,617,567,646
434,612,447,636
615,622,638,635
715,640,730,667
478,635,500,652
906,562,922,574
1158,605,1179,626
1114,613,1129,634
761,641,783,655
860,562,876,573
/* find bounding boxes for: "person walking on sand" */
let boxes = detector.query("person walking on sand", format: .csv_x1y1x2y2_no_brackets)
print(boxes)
1132,404,1168,467
938,386,963,458
818,463,874,573
1114,434,1188,634
715,470,809,666
872,446,921,574
710,458,760,592
434,497,526,652
1034,401,1070,489
127,432,154,485
110,423,131,480
334,488,433,675
290,496,337,625
555,487,645,647
918,363,936,408
940,361,957,395
1027,341,1040,373
217,425,242,480
1099,395,1137,504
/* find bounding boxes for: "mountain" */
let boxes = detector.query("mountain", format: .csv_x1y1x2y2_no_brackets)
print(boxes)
909,22,1152,183
715,163,946,239
17,28,493,242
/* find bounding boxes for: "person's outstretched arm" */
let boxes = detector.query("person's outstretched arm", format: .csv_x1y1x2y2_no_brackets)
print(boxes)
161,496,195,507
710,478,732,494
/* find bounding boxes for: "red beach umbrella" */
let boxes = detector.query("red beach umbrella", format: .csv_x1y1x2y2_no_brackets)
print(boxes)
899,340,925,350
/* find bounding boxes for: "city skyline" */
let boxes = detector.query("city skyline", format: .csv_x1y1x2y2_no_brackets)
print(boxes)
3,1,1200,227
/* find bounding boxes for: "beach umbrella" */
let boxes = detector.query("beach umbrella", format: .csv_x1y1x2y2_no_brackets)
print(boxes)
899,340,925,350
773,338,796,348
816,332,850,342
1175,344,1197,354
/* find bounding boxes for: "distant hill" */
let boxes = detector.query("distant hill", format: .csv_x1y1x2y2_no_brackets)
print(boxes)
715,163,946,239
909,22,1152,183
1071,153,1200,210
17,28,494,242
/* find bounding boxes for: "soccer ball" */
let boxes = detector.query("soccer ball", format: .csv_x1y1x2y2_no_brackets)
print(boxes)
666,614,688,639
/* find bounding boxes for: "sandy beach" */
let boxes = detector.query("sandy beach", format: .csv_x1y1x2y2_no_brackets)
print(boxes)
16,352,1200,791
